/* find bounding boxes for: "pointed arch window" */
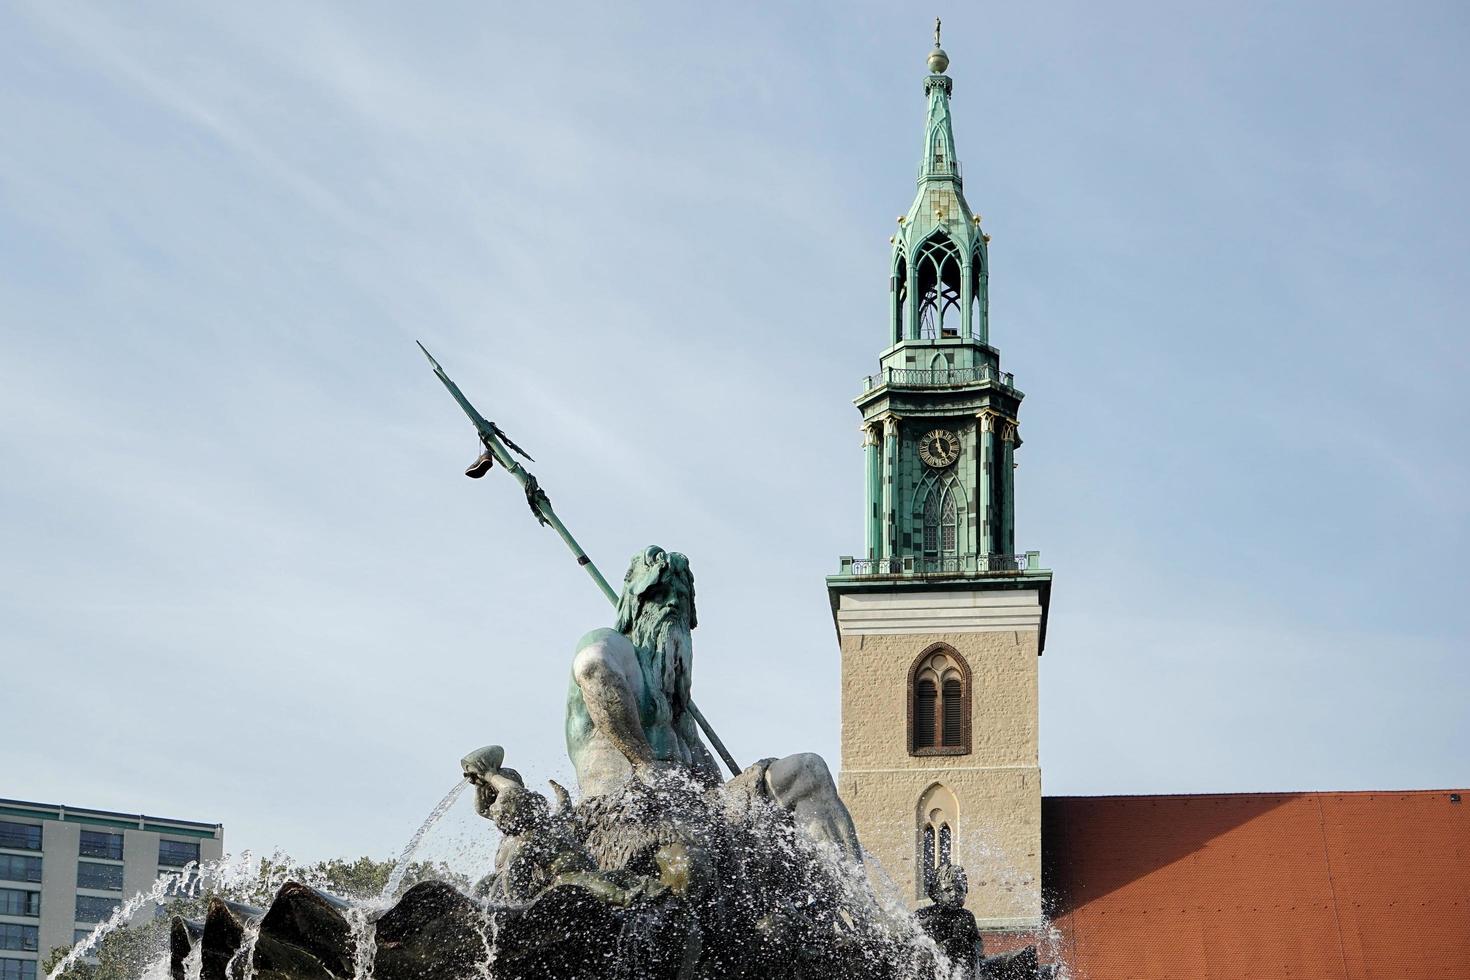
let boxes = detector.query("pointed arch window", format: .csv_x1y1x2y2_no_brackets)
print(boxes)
918,474,962,565
908,645,971,756
970,245,987,343
939,493,957,554
892,254,909,341
915,236,962,340
922,493,940,556
921,824,936,888
917,783,959,897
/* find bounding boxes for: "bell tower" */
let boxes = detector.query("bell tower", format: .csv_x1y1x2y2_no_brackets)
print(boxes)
828,25,1053,931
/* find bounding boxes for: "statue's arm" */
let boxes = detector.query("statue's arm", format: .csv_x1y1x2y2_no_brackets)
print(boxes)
572,629,655,768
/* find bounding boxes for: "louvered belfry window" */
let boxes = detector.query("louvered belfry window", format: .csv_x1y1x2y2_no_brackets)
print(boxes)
909,646,971,755
914,680,938,747
941,678,963,746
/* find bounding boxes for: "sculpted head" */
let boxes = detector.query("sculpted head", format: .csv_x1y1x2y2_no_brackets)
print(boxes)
615,545,697,642
928,863,968,907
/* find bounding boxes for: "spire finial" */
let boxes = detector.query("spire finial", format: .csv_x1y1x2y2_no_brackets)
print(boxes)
927,17,950,74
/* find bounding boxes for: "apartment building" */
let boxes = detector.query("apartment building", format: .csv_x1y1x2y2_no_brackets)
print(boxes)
0,798,224,979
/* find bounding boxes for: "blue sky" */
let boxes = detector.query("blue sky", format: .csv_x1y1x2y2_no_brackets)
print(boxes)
2,2,1466,862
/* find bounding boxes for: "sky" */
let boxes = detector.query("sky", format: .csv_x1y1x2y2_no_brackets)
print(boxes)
1,1,1467,863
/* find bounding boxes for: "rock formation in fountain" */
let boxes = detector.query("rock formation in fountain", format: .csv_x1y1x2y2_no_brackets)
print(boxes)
169,548,1056,978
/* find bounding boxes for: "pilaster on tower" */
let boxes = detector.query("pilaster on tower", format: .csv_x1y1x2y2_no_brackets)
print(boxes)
828,26,1054,931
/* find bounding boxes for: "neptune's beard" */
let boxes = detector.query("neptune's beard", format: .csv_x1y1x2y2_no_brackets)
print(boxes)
629,602,694,720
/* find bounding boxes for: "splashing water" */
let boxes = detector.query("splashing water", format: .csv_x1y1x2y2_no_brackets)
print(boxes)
139,955,177,980
951,828,1071,978
347,905,378,980
227,919,262,980
47,853,264,980
183,942,202,980
93,771,1063,980
467,905,500,979
375,777,469,906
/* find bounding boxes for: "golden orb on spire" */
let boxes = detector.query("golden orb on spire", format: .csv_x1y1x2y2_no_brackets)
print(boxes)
927,17,949,74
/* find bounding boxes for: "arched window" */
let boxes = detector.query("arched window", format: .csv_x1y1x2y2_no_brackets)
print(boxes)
970,245,987,343
921,824,936,888
915,235,962,340
917,783,959,897
922,492,941,556
916,472,965,567
908,645,972,755
939,493,957,555
893,254,909,341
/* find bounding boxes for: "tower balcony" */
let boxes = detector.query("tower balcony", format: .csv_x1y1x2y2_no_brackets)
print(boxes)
833,552,1045,578
862,364,1018,393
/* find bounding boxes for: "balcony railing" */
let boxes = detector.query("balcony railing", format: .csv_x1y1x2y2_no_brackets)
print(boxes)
862,365,1015,391
836,553,1041,577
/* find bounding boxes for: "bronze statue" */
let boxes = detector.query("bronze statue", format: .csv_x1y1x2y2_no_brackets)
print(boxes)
566,545,862,861
915,865,983,979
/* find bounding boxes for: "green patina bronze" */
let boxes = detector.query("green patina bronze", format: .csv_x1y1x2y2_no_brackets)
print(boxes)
841,36,1036,575
827,27,1054,661
417,343,741,778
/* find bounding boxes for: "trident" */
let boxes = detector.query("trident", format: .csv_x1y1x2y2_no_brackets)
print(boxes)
416,342,742,778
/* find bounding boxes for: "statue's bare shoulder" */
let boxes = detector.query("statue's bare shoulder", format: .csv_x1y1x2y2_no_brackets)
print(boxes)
575,627,630,654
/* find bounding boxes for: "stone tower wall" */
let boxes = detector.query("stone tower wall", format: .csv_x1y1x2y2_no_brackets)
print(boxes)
835,588,1042,929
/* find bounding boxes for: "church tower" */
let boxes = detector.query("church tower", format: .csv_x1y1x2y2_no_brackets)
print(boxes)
828,27,1053,930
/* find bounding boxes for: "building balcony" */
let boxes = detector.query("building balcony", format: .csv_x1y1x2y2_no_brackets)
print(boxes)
861,365,1017,392
833,552,1044,578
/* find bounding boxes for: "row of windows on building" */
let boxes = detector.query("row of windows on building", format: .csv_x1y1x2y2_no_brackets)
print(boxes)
0,887,124,924
0,923,37,952
0,957,36,980
0,821,200,867
0,857,129,891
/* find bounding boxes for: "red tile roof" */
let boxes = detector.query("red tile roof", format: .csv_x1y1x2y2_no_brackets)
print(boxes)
1040,790,1469,980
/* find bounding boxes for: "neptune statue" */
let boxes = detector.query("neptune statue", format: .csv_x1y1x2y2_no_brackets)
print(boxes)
566,545,862,861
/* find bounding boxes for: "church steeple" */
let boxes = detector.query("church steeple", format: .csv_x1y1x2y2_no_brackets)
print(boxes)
890,24,988,349
847,28,1027,571
827,27,1052,928
919,20,959,185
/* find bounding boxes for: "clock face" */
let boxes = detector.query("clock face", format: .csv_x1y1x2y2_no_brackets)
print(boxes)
919,428,961,468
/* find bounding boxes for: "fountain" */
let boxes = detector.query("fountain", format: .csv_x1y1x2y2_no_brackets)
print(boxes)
61,353,1060,979
154,547,1056,980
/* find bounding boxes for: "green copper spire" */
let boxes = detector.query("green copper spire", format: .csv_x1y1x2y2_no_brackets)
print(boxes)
920,19,959,186
840,26,1035,574
887,26,987,348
